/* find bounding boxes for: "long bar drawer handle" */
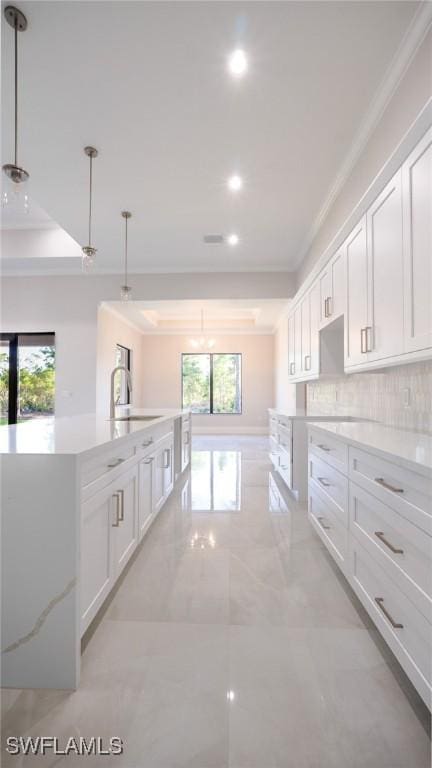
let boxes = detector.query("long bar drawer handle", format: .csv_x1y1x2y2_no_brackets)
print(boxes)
107,457,125,468
142,438,154,447
144,457,154,465
374,597,403,629
374,531,404,554
374,477,404,494
317,444,331,452
318,477,331,487
112,492,121,527
116,489,125,522
317,516,330,530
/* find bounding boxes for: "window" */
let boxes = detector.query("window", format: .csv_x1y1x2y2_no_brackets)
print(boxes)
182,353,242,414
115,344,131,406
0,333,55,425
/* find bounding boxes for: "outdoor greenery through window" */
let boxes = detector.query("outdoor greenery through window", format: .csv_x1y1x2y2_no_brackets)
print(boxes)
182,353,242,414
0,333,55,425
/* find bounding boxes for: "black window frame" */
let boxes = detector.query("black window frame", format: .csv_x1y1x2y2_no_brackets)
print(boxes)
181,352,242,415
115,344,131,406
0,332,55,425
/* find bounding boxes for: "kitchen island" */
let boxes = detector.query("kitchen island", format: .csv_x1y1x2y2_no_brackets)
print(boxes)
1,409,191,690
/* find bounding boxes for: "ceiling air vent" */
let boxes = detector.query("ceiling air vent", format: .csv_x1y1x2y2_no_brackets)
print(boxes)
203,234,224,245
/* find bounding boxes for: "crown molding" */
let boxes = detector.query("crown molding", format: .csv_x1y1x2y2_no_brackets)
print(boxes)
292,1,432,270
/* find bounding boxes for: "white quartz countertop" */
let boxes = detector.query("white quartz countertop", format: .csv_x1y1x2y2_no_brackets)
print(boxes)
268,408,359,423
307,421,432,475
0,409,189,456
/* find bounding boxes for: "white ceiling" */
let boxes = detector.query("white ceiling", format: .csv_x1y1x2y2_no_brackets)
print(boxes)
1,1,421,274
104,299,288,334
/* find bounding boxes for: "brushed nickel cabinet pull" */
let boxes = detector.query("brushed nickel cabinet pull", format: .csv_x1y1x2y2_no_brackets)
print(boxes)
304,354,311,371
112,492,121,527
324,297,328,318
374,597,403,629
360,327,367,353
163,448,170,469
374,477,404,494
374,531,404,555
317,516,330,530
326,297,332,317
318,477,331,487
317,444,331,452
280,464,289,470
365,326,373,352
289,361,295,375
108,457,125,469
144,457,154,465
142,438,154,447
117,489,125,522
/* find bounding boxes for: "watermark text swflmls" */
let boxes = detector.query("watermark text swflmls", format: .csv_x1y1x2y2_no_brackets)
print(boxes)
6,736,123,756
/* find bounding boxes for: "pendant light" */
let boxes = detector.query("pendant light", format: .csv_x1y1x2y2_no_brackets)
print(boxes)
120,211,132,301
190,309,216,349
2,5,30,214
81,146,98,270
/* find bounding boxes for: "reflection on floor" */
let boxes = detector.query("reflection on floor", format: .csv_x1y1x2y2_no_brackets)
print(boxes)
2,436,430,768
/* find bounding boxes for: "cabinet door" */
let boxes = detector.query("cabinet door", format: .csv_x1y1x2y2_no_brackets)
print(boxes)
163,439,174,498
288,313,296,377
403,128,432,353
152,445,166,513
345,216,368,367
309,280,320,376
294,305,302,377
367,170,404,362
182,428,191,472
319,267,332,327
330,248,346,320
81,484,115,633
112,466,139,577
300,293,311,375
139,456,154,541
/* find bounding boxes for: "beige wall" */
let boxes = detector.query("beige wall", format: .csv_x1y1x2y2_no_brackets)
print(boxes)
96,306,145,416
140,334,274,433
297,29,432,287
1,272,292,417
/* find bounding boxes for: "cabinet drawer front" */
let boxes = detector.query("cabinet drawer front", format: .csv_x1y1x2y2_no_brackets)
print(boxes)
277,415,292,430
309,452,348,514
269,415,278,438
269,435,280,468
278,447,292,488
350,482,432,620
349,447,432,535
81,444,136,490
308,428,348,473
308,483,347,570
350,539,432,697
277,425,292,453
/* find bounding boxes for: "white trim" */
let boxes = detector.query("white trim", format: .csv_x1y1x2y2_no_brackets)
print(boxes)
99,301,144,336
192,426,268,435
290,100,432,310
293,3,432,271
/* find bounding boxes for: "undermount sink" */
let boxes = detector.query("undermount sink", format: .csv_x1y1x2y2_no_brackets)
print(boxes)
112,415,163,422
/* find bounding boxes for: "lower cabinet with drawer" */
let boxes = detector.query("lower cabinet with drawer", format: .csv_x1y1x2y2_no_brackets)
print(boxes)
307,424,432,709
80,422,178,636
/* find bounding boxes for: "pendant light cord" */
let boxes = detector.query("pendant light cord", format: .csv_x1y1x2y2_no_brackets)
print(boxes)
14,15,18,167
124,215,128,286
88,153,93,246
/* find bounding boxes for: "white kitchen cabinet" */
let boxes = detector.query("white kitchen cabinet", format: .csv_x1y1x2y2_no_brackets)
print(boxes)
138,455,154,540
309,280,320,376
293,304,302,377
345,216,368,368
403,128,432,354
288,312,296,378
163,438,174,498
112,465,139,578
300,292,311,375
81,482,116,633
182,426,191,472
153,435,174,513
319,248,345,327
319,265,332,327
367,170,404,362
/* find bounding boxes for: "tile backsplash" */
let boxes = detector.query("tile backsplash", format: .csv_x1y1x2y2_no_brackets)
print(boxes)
306,361,432,434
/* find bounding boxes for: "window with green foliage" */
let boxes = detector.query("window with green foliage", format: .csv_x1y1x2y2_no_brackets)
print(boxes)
182,353,242,414
0,333,55,425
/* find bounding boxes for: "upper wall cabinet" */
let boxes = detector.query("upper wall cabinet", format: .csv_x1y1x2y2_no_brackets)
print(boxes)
403,128,432,354
287,127,431,382
345,217,368,368
319,247,346,328
366,170,404,363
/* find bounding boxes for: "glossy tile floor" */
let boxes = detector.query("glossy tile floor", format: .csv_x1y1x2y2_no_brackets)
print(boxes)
2,436,431,767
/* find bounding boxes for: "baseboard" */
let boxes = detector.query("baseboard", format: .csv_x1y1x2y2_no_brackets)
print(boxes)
193,426,269,435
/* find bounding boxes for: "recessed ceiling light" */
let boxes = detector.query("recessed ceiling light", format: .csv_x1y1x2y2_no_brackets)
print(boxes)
228,174,243,192
228,49,248,77
227,233,239,246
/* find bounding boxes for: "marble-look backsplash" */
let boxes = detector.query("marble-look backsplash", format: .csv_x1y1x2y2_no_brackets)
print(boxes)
306,361,432,434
